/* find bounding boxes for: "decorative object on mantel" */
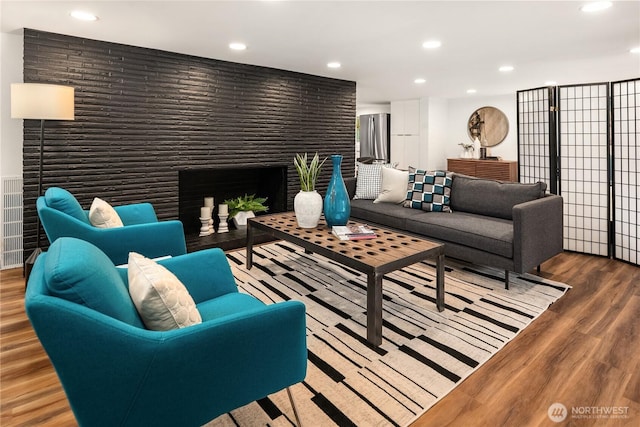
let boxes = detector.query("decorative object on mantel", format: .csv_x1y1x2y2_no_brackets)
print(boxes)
204,197,214,233
217,204,229,233
473,137,481,159
198,206,213,237
458,141,475,159
223,194,268,228
293,152,326,228
11,83,75,280
323,154,351,227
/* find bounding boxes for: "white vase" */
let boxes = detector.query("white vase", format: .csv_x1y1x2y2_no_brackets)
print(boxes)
294,190,323,228
461,149,473,159
473,137,481,159
232,210,255,227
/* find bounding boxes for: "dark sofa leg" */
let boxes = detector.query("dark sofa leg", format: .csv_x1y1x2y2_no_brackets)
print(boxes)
537,265,541,273
505,270,509,290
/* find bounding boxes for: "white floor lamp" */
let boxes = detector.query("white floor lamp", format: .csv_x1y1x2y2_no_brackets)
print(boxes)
11,83,75,280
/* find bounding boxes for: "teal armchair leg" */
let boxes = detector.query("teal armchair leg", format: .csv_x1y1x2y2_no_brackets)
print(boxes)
287,386,302,427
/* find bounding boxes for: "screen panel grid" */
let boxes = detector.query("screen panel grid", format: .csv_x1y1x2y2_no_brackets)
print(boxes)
517,88,551,185
612,79,639,265
559,83,609,256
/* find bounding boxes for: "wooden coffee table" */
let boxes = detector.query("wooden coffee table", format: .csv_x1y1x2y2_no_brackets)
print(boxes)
246,212,445,347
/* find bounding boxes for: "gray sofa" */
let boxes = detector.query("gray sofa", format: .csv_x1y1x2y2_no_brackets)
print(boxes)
345,173,564,288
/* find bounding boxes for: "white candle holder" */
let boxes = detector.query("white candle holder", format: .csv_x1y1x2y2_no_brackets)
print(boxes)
204,198,215,234
199,217,213,236
218,214,229,233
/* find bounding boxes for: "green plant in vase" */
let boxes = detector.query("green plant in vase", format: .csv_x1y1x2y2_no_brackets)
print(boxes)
293,152,327,228
223,194,268,226
294,153,326,191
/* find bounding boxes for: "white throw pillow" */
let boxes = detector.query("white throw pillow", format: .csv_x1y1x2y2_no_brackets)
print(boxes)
89,197,124,228
374,167,409,204
128,252,202,331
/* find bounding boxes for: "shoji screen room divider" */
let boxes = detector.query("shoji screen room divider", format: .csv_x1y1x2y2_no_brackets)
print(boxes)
612,79,639,265
517,78,639,266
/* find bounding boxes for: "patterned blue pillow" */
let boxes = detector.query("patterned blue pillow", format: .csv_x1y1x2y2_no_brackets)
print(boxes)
404,169,452,212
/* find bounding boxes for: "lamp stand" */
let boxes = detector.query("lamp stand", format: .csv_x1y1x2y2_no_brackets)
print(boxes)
24,119,46,282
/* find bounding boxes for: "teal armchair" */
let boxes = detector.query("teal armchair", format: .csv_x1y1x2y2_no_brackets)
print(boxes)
37,187,187,265
25,237,307,427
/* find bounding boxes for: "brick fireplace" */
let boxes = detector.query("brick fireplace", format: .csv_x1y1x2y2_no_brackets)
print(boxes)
21,29,356,257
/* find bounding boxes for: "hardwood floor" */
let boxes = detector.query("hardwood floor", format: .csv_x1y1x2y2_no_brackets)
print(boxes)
1,252,638,426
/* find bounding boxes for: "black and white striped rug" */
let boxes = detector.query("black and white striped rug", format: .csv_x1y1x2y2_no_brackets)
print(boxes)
205,241,570,427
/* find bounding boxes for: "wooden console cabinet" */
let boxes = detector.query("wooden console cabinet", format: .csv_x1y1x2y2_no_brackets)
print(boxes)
447,158,518,182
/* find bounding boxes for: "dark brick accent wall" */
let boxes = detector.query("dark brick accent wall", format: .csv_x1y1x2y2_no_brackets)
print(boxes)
22,29,356,258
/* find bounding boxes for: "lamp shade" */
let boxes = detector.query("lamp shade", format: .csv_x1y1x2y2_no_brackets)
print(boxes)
11,83,75,120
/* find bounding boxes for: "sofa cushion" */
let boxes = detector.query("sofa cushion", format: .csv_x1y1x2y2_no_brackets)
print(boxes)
44,187,89,224
89,197,124,228
450,175,546,220
128,252,202,331
405,212,514,258
404,169,452,212
44,237,144,327
374,167,408,204
350,199,418,230
354,162,389,199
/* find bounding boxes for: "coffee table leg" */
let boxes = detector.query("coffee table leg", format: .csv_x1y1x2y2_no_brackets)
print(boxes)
436,253,445,312
246,221,254,270
367,272,383,347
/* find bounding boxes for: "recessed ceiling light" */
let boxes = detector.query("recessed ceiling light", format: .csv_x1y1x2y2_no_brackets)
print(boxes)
422,40,442,49
327,62,341,69
70,10,98,21
499,65,514,72
631,47,640,54
467,89,477,94
414,78,426,84
229,42,247,51
580,1,613,13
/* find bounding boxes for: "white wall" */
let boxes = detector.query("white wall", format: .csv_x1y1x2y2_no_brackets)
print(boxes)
1,32,24,178
422,97,448,170
444,94,517,162
356,103,390,116
386,94,517,171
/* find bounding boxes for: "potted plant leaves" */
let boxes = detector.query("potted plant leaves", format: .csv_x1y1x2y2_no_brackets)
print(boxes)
223,194,268,227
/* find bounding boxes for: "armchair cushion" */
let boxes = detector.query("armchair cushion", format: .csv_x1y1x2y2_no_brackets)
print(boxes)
89,197,124,228
128,252,202,330
44,187,88,224
44,237,144,328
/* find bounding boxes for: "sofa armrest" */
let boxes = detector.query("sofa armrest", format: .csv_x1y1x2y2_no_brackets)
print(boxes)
345,176,357,199
114,203,158,225
513,194,564,272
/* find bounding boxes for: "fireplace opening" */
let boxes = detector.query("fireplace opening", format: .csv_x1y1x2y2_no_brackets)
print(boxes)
179,165,287,250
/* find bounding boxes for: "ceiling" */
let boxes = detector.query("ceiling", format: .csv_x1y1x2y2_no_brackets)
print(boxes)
2,1,639,105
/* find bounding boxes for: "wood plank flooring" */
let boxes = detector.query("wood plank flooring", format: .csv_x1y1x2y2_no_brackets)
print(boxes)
1,252,638,426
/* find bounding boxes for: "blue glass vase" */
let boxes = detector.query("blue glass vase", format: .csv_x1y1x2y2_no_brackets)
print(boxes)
324,154,350,227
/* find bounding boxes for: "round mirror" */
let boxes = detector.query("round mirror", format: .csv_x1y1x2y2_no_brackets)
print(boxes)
467,106,509,147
